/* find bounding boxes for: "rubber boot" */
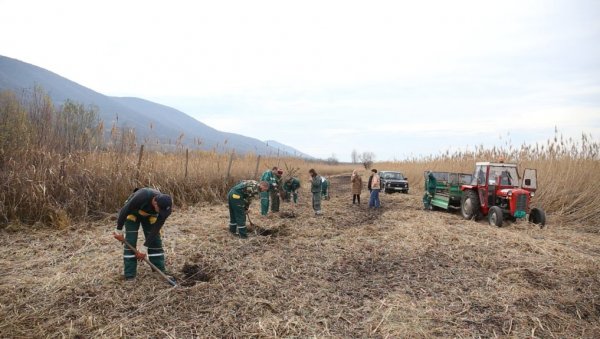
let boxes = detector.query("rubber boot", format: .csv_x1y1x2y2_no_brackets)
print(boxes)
237,225,248,239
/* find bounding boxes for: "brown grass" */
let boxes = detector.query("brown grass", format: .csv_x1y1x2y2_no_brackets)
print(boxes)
1,176,598,337
3,87,599,337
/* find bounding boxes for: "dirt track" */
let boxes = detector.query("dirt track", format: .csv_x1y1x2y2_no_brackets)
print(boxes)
1,175,599,337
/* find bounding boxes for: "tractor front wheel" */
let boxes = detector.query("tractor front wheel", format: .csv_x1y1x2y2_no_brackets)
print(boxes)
529,207,546,228
460,190,482,221
488,206,504,227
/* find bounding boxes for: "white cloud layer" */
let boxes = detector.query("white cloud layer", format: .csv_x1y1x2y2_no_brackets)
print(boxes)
1,0,599,160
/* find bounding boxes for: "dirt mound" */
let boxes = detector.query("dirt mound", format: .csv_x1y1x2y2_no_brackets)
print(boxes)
279,211,297,218
252,225,285,236
180,263,211,286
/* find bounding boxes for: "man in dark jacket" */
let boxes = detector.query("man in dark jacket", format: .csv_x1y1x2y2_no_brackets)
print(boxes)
113,188,172,281
228,180,269,238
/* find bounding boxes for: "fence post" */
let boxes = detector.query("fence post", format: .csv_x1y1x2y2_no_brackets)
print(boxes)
185,148,189,179
254,155,261,179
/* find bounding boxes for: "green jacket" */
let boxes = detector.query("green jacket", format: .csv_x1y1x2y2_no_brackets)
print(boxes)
260,170,278,191
230,180,261,209
117,188,168,246
283,177,301,192
426,173,437,194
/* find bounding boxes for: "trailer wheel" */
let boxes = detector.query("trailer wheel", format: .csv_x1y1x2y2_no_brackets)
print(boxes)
529,207,546,228
460,190,482,221
488,206,503,227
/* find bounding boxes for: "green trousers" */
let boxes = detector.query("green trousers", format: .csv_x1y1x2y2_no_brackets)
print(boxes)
123,214,165,279
285,190,298,203
260,191,269,215
228,191,247,238
321,183,330,200
422,191,433,209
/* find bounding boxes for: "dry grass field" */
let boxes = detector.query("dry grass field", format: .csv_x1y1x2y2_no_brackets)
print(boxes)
2,175,599,338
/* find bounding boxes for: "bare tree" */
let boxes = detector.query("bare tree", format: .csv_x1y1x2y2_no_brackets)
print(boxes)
326,153,339,165
351,149,359,164
358,151,375,169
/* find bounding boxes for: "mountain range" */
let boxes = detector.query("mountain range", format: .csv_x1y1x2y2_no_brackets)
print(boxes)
0,55,313,158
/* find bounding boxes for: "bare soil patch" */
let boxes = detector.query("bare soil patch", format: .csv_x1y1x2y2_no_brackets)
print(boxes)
1,174,599,337
180,263,211,287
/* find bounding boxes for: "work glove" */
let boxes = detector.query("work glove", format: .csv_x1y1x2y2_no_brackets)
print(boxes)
135,251,147,261
113,229,125,242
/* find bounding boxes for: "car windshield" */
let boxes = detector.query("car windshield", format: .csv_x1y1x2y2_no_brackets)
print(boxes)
488,166,519,186
382,172,404,180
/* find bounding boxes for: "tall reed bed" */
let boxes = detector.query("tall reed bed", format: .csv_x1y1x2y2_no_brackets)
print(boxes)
2,87,597,227
379,132,600,225
0,87,349,227
0,145,341,227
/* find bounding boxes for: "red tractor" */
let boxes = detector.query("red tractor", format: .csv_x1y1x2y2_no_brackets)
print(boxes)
460,162,546,227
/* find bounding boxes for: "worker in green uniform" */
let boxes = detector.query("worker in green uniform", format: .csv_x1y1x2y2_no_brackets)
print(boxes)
423,171,437,210
228,180,269,238
321,176,330,200
283,177,301,204
113,187,173,281
270,169,284,213
259,167,279,215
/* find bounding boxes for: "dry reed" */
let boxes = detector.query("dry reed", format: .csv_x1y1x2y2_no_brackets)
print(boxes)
1,176,598,337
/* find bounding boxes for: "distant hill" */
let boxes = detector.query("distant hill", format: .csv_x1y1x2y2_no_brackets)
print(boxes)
0,55,313,157
264,140,313,159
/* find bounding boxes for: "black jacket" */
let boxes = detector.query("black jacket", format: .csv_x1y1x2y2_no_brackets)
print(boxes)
117,188,168,246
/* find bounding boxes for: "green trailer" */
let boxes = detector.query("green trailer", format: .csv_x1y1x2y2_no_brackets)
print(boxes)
425,171,473,210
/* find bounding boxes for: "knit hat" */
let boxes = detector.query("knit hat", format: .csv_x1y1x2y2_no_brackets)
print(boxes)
156,194,172,219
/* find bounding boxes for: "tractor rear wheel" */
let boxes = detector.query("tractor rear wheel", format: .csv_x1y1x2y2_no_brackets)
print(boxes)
529,207,546,228
488,206,504,227
460,190,482,221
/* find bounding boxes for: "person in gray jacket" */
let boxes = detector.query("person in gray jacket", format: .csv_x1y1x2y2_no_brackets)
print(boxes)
309,168,322,215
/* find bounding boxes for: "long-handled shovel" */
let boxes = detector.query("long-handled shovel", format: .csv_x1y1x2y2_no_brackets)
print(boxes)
246,213,257,234
118,238,177,287
247,213,256,228
247,212,268,235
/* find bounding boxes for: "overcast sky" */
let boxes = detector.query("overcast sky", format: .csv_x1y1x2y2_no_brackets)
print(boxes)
1,0,599,161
